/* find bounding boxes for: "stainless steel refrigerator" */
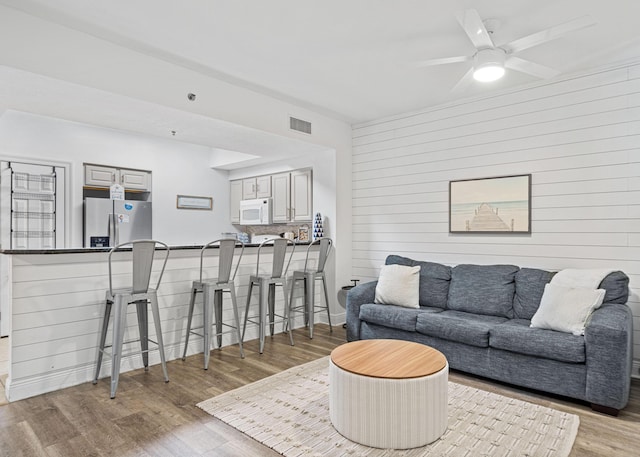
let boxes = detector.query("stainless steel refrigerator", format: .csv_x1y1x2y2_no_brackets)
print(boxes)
84,197,152,247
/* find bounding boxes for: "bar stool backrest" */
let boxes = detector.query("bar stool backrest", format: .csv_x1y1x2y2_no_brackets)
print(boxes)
108,240,170,295
200,238,245,283
255,237,295,279
305,237,332,273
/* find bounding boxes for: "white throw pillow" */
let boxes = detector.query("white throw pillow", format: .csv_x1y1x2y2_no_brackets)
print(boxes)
374,264,420,309
530,283,606,335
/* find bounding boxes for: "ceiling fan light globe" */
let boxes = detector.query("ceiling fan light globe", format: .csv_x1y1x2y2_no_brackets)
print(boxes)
473,48,506,82
473,64,505,82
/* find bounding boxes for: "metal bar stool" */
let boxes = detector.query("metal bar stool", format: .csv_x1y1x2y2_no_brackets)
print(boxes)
288,237,333,339
93,240,170,398
182,238,245,370
242,238,295,353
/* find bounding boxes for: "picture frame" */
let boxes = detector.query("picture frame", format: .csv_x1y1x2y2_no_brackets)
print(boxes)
449,174,531,234
176,195,213,210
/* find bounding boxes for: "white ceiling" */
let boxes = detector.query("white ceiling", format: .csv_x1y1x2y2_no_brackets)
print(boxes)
1,0,639,164
0,66,329,169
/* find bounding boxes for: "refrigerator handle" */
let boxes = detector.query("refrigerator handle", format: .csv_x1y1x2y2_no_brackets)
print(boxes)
114,213,119,246
108,213,115,247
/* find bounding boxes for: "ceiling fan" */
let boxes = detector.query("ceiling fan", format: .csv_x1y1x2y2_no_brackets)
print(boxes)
416,9,596,93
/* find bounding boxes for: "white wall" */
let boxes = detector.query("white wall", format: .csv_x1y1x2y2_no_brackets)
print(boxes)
0,110,236,248
0,5,353,311
351,60,640,373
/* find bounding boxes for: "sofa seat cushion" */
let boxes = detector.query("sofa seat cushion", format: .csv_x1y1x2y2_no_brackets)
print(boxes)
359,304,443,332
415,310,507,347
385,255,451,308
448,264,519,318
490,319,585,363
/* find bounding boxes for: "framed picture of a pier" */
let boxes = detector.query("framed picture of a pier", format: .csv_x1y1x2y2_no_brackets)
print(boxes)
449,174,531,234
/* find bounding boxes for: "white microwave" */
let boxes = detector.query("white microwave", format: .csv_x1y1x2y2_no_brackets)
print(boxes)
240,198,272,225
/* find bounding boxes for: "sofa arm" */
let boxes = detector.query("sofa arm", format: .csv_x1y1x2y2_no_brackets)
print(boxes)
346,280,377,341
584,303,633,411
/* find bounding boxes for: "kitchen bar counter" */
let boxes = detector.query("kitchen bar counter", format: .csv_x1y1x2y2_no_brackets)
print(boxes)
0,241,312,255
0,241,333,402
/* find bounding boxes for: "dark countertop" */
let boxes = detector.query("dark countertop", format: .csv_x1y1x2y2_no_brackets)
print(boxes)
0,241,312,255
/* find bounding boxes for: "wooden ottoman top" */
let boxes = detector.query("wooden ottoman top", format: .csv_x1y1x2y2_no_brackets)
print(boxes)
330,339,447,379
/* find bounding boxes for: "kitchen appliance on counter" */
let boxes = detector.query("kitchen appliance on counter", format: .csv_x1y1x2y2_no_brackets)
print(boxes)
240,198,272,225
84,197,152,247
251,234,281,244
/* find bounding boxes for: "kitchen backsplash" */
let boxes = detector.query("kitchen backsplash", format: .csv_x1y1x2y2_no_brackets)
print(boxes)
244,223,310,238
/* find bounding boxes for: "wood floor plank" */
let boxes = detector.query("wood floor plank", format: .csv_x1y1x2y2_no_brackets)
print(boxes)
0,325,638,456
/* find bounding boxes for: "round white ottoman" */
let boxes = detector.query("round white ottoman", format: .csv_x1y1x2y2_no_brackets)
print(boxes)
329,339,448,449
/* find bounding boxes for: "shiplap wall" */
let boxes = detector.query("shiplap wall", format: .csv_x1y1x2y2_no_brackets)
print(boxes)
351,61,640,374
6,247,323,401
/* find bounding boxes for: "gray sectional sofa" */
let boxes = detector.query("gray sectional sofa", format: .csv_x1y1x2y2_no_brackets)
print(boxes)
346,255,633,415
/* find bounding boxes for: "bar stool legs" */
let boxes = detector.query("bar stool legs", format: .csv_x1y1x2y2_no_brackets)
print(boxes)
94,293,169,399
289,271,333,339
228,285,245,359
149,295,169,385
243,277,294,354
110,295,128,398
182,282,245,370
136,301,148,370
181,289,198,361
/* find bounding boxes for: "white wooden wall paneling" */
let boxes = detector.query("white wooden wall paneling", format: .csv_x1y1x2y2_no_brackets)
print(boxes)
354,80,640,148
6,247,321,400
353,66,635,138
350,61,640,374
354,95,640,156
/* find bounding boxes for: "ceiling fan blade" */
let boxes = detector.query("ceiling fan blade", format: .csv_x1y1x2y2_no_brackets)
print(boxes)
503,15,596,54
457,9,494,50
450,67,476,95
505,56,560,79
414,56,472,68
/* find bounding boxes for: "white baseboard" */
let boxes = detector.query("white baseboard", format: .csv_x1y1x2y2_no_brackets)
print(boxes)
6,339,195,402
4,318,338,402
632,360,640,379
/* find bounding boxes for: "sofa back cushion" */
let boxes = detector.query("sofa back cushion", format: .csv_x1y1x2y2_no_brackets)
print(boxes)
513,269,629,319
448,264,519,318
513,268,556,319
599,271,629,304
385,255,451,308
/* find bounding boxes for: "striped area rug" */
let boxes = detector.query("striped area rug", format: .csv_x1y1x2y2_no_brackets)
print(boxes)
197,357,579,457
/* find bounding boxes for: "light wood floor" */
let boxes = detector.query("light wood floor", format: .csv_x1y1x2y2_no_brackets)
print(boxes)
0,325,638,456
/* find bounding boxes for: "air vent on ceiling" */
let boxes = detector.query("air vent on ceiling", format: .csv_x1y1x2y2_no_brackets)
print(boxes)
289,116,312,134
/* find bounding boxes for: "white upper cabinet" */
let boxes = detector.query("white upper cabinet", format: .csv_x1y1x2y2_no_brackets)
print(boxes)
84,164,150,191
271,172,291,223
256,175,271,198
231,168,311,224
119,168,150,190
242,176,271,200
242,178,256,200
230,179,243,224
84,164,118,187
291,169,313,222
